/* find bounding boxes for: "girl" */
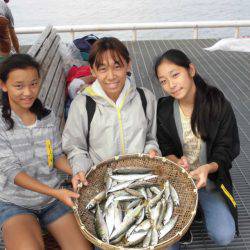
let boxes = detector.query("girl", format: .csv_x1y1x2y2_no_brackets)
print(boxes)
0,54,92,250
62,36,160,192
156,49,240,248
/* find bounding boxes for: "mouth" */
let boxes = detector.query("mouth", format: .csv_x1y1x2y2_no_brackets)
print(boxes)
171,88,182,95
20,97,34,104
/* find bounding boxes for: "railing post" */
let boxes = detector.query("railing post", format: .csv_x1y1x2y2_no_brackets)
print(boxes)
193,27,198,39
234,27,240,38
71,31,75,40
132,29,137,41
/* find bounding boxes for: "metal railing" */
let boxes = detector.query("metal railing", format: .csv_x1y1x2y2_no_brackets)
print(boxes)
16,20,250,41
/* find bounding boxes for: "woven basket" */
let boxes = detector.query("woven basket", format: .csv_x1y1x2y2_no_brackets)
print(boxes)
73,154,198,249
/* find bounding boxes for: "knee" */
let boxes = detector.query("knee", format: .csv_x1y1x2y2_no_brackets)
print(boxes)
209,227,235,246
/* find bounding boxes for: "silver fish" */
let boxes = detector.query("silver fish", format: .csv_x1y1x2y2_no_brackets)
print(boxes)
146,188,153,199
111,173,154,182
105,194,115,210
95,205,109,243
164,180,171,201
151,201,162,226
159,215,179,239
108,180,134,193
129,180,159,189
151,227,159,246
125,224,137,238
148,189,164,208
126,199,141,210
105,168,113,194
114,201,123,228
125,231,148,246
163,196,174,225
110,233,125,244
143,229,152,247
135,207,145,225
86,190,106,210
105,203,115,236
157,199,167,227
112,167,153,174
150,186,161,195
170,183,180,206
125,188,144,198
110,204,144,240
114,195,139,202
134,219,151,232
138,187,147,199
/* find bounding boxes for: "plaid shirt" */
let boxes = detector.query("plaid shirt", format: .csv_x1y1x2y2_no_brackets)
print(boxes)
0,109,63,209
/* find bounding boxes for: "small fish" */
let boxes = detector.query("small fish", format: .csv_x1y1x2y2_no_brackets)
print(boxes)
150,186,161,195
143,229,152,247
105,168,113,194
125,231,148,246
157,199,167,227
112,167,153,174
164,180,171,201
159,215,179,239
125,224,137,239
129,180,159,189
170,183,180,206
151,201,162,226
135,207,145,225
125,188,144,198
138,187,148,199
150,227,159,246
111,173,154,182
95,205,109,243
86,190,106,210
114,201,123,228
126,199,141,210
134,219,151,232
108,180,134,193
148,189,164,208
114,195,139,202
163,196,174,225
105,203,115,236
104,194,115,210
110,204,144,240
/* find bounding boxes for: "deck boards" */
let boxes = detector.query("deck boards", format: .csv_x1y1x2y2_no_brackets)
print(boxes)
0,38,249,250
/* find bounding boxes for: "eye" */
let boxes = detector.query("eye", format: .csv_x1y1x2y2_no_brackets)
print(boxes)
98,66,106,72
160,79,167,85
14,84,23,90
172,73,179,78
115,64,121,69
31,81,38,86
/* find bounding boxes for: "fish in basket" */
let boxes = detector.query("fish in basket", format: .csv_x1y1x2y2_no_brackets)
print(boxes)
73,154,198,249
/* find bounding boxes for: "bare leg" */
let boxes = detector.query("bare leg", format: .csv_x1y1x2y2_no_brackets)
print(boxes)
47,212,93,250
3,214,44,250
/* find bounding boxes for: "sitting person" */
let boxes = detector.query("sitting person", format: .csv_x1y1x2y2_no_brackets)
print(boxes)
0,54,92,250
155,49,240,249
62,36,160,192
0,0,19,63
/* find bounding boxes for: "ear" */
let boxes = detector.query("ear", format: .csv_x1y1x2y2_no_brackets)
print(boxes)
127,60,132,74
91,68,96,77
0,80,7,92
189,63,196,77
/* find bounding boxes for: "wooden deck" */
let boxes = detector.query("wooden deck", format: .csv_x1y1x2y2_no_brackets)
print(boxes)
0,38,249,249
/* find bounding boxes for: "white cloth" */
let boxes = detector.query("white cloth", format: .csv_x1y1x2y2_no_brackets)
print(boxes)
204,38,250,52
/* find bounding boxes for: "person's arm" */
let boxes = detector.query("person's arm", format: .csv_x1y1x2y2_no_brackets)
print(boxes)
143,89,161,156
14,171,78,207
8,27,19,53
62,95,93,176
54,155,72,176
190,100,239,189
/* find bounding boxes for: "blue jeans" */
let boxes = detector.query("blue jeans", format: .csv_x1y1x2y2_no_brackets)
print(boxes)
198,183,235,245
0,199,72,229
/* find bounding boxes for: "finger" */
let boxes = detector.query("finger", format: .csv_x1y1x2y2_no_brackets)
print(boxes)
72,178,78,192
79,172,88,186
149,150,157,158
68,190,80,199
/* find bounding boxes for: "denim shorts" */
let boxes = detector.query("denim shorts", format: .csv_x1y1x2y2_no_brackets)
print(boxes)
0,199,72,229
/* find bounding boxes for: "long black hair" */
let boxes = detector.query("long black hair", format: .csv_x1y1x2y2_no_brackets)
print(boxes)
155,49,225,141
0,54,49,130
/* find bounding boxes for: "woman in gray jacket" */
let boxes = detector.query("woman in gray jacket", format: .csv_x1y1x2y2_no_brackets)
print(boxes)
62,37,160,190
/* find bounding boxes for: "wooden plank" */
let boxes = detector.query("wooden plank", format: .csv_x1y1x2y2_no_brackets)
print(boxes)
44,61,64,108
39,36,60,80
38,52,61,103
27,25,53,57
51,72,66,116
35,31,57,64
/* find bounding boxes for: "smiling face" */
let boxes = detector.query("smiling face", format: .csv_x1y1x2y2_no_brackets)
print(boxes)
91,50,131,102
156,60,196,101
1,67,40,113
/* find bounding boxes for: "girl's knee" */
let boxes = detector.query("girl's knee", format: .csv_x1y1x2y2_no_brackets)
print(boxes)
210,227,235,246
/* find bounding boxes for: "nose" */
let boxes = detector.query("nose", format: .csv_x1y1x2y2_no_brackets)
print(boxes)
23,86,32,96
107,68,115,80
169,79,176,89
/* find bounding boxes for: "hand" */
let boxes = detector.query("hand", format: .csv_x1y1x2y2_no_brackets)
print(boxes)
71,171,88,192
189,164,210,189
177,156,190,171
54,188,80,208
148,149,158,158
